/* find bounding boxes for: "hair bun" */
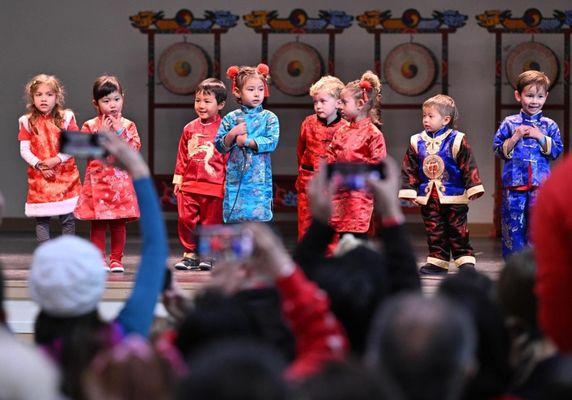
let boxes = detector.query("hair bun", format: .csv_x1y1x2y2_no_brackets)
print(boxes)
256,63,270,76
226,66,239,79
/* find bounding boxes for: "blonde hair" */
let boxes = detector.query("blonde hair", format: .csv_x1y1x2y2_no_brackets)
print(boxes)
516,70,550,94
309,75,344,99
344,71,382,126
24,74,67,133
423,94,458,127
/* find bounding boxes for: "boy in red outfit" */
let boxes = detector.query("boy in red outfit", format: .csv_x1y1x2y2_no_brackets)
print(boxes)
173,79,227,271
296,76,347,240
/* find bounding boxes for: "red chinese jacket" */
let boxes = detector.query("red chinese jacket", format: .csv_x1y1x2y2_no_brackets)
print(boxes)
74,116,140,220
327,118,386,233
172,115,226,198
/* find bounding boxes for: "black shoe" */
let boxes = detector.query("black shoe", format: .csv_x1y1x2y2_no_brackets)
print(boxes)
198,258,213,271
174,257,200,271
458,263,476,272
419,264,448,275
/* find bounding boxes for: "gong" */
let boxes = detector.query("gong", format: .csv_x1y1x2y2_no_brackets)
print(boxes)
158,42,212,95
384,43,438,97
270,42,324,96
505,42,559,90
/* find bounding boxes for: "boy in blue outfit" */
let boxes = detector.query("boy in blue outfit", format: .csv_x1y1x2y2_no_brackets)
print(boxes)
493,70,563,258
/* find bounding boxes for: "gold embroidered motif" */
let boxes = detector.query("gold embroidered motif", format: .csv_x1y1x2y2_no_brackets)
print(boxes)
187,135,216,176
423,154,445,180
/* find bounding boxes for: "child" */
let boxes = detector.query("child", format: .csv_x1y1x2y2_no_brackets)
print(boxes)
18,74,82,242
296,75,347,240
215,64,279,223
493,70,563,258
74,76,141,272
172,78,227,271
399,94,484,274
327,71,386,237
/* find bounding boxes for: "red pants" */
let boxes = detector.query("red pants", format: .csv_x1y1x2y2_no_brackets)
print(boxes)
90,219,127,263
177,192,223,254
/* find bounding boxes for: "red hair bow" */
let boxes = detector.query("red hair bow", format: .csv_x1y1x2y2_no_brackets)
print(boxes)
359,80,372,102
226,65,239,92
256,63,270,97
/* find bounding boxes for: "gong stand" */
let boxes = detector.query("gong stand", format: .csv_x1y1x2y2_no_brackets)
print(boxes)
129,9,238,173
476,9,571,236
243,9,352,109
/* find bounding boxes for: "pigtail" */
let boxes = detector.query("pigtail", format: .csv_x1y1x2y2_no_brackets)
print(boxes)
360,70,382,127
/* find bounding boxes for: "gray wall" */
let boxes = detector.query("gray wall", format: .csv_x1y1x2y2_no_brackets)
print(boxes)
1,0,570,223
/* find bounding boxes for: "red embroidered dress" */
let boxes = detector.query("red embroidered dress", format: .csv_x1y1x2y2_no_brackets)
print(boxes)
18,111,81,216
296,114,347,239
327,117,386,233
74,117,140,220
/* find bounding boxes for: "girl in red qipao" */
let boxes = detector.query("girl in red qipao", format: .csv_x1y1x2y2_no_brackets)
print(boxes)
74,76,141,272
327,71,387,238
18,74,82,242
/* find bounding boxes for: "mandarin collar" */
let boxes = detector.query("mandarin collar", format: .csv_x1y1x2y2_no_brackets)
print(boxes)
425,126,449,138
349,117,371,129
240,104,263,114
318,112,342,127
199,114,221,126
520,110,543,125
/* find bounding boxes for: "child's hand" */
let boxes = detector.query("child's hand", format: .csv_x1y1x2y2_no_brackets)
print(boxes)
236,133,249,147
525,126,544,141
40,168,55,180
173,184,181,195
229,122,247,138
513,126,528,141
106,113,123,132
43,157,61,169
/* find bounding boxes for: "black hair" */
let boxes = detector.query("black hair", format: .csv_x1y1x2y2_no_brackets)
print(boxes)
93,75,123,101
196,78,227,104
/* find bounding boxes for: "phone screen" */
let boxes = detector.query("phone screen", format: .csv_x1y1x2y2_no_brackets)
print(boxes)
60,130,105,158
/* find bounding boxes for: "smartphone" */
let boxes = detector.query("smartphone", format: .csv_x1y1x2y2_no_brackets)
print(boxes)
327,162,385,190
60,130,106,158
162,268,173,292
197,224,254,263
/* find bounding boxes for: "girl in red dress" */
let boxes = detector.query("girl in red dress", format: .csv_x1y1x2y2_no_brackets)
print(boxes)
74,76,141,272
18,74,82,242
327,71,387,238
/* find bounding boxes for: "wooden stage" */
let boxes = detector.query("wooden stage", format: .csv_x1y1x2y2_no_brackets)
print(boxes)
0,229,505,333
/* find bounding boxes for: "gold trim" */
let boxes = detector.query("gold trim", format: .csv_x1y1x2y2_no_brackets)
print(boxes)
452,132,465,159
410,134,420,154
541,136,552,155
172,175,183,185
398,189,417,199
427,257,450,269
502,139,513,159
467,185,485,199
454,256,476,267
420,129,452,155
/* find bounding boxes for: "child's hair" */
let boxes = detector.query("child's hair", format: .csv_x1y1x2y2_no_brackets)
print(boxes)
423,94,458,128
226,64,270,103
196,78,227,104
24,74,66,131
516,70,550,94
309,75,345,99
344,71,382,126
93,75,123,102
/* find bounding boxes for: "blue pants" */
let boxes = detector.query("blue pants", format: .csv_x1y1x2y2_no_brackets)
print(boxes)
501,189,537,258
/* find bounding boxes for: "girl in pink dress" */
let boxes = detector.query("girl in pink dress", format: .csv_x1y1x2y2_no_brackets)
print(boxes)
74,76,141,272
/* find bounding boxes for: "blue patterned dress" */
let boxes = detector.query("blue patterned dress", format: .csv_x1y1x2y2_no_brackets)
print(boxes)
215,105,280,222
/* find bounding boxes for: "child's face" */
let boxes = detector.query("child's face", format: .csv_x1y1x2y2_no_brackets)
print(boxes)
422,106,451,133
33,83,57,115
312,91,340,121
515,84,548,116
194,91,224,122
239,77,265,108
339,89,361,122
95,90,124,117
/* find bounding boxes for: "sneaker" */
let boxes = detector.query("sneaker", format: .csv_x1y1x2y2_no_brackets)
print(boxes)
109,260,124,273
104,265,111,273
199,258,213,271
174,257,200,271
419,264,448,275
458,263,476,272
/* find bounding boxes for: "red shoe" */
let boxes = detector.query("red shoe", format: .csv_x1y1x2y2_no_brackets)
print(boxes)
109,260,124,273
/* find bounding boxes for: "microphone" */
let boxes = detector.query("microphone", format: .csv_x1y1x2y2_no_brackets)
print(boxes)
236,115,247,154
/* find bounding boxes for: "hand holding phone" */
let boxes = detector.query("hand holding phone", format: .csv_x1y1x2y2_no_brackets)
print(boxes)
327,162,385,191
198,224,253,263
60,130,106,158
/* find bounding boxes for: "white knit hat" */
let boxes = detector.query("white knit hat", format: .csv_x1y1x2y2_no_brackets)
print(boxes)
29,235,107,317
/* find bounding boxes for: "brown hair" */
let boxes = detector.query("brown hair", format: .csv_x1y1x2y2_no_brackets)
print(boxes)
24,74,67,133
196,78,227,104
423,94,458,127
309,75,345,99
226,64,270,104
92,75,124,101
516,70,550,94
344,70,382,126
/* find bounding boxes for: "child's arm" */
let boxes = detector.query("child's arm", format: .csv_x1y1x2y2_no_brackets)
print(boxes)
398,141,420,203
368,128,387,163
526,122,563,160
296,119,309,167
172,127,189,194
456,136,485,200
493,120,525,160
124,122,141,151
250,111,279,153
215,114,245,153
